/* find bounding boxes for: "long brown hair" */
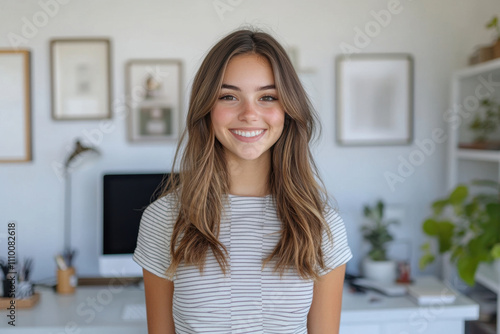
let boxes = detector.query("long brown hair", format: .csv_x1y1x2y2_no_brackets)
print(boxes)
162,28,333,281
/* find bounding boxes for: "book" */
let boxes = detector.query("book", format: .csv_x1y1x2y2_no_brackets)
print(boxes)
407,276,457,305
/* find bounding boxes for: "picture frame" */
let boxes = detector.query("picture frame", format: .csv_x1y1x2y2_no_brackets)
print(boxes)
50,38,112,120
126,59,183,142
336,53,414,146
0,50,32,162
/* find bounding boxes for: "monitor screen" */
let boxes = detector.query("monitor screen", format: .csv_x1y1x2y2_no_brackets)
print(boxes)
102,173,168,255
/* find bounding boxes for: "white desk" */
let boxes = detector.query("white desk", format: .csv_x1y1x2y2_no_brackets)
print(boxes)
0,278,479,334
340,284,479,334
0,285,148,334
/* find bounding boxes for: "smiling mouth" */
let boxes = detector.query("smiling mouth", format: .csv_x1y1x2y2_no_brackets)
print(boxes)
230,129,265,138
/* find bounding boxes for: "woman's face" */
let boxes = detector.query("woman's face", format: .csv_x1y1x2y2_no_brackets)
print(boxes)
211,53,285,165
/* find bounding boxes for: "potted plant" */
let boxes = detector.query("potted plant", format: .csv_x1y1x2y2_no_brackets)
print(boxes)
420,180,500,286
468,98,500,146
361,200,399,282
486,16,500,58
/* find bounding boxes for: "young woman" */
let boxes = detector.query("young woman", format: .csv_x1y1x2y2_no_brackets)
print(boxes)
133,28,352,334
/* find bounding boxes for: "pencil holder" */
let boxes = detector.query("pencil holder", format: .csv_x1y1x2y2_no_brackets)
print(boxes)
2,278,12,298
57,267,77,294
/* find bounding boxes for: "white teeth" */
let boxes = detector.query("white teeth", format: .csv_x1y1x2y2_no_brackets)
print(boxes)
232,129,264,138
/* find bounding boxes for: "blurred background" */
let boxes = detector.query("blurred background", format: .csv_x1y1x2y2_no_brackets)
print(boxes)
0,0,498,289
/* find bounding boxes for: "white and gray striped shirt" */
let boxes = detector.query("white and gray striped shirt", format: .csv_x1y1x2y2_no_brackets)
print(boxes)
133,194,352,333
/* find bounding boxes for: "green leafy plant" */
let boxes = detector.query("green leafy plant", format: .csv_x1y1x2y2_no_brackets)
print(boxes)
420,180,500,286
469,98,500,142
362,200,398,261
486,16,500,39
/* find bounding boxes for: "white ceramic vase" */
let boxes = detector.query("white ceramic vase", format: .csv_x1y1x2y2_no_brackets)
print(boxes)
362,258,397,283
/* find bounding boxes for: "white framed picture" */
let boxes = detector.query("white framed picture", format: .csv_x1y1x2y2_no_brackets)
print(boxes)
336,54,413,146
51,38,112,120
126,59,183,142
0,49,32,162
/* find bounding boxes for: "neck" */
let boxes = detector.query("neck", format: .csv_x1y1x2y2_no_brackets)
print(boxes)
227,152,271,197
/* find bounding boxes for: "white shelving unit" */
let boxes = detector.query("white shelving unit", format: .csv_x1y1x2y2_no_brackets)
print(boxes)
449,58,500,334
476,263,500,295
457,149,500,163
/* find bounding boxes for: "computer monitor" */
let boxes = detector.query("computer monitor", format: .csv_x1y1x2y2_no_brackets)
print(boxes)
99,172,172,277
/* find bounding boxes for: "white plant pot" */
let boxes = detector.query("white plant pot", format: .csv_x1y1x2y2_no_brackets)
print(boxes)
362,258,397,283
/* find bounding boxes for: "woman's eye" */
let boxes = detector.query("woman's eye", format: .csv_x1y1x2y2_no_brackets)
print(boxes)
219,95,236,101
261,95,278,102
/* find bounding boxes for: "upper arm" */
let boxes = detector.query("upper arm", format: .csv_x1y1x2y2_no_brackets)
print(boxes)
143,268,175,334
307,263,347,334
307,206,352,333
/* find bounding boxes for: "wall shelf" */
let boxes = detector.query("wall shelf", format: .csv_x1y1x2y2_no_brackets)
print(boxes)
457,149,500,162
453,58,500,79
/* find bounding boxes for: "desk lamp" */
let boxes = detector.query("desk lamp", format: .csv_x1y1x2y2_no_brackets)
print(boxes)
63,139,100,261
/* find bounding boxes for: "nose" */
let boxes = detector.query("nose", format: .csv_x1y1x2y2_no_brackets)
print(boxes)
238,100,258,122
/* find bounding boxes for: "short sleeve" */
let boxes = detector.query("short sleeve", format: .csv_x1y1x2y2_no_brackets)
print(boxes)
318,206,353,276
133,195,176,280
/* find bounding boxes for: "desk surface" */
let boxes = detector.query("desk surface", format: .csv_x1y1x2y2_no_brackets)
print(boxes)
0,285,147,333
0,277,479,333
341,286,479,323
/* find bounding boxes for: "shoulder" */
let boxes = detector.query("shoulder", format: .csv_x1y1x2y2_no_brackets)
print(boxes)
319,202,353,275
321,203,349,250
140,193,179,231
134,193,178,280
323,203,345,232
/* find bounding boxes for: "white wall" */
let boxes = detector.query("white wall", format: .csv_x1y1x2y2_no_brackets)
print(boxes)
1,0,499,282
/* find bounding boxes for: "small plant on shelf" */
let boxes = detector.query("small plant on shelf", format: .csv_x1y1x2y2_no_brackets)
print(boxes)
486,15,500,61
469,98,500,143
419,180,500,286
470,16,500,65
486,16,500,40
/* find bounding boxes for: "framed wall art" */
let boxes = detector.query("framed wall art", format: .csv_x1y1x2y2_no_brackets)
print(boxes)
126,59,183,142
50,38,112,120
336,53,414,146
0,49,32,162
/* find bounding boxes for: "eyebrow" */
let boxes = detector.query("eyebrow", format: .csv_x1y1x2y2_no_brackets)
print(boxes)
221,84,276,91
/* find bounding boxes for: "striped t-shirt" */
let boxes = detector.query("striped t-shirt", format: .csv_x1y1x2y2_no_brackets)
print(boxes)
133,193,352,333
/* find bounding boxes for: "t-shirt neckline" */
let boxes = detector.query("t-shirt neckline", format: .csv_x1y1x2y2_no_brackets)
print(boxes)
228,193,272,199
